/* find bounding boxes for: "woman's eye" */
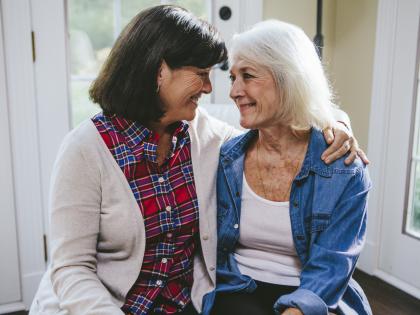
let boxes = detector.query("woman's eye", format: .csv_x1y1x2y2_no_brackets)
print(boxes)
229,75,235,83
243,73,254,79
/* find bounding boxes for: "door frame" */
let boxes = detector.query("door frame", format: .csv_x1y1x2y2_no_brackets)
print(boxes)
0,0,22,311
0,0,46,312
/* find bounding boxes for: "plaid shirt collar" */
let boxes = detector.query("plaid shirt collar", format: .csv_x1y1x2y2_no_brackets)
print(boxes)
105,114,189,164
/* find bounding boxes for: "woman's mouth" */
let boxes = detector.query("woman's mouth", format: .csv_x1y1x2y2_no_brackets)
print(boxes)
190,96,200,105
238,102,256,112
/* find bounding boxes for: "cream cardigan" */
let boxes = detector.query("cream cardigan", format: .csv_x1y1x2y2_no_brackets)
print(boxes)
29,108,239,315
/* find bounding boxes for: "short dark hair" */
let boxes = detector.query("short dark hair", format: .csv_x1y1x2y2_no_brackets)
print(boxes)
89,5,228,123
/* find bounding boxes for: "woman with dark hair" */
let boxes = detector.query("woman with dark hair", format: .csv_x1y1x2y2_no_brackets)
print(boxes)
30,5,363,315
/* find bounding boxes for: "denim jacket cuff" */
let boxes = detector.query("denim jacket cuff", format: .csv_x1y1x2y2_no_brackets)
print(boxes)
273,288,328,315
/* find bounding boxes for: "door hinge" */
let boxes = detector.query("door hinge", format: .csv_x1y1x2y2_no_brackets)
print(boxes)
31,31,36,62
43,234,48,262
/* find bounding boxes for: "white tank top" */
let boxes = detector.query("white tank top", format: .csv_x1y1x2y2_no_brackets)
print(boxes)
233,174,302,286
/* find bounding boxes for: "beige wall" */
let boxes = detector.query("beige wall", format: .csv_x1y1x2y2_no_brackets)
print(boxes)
330,0,378,149
263,0,378,149
263,0,336,66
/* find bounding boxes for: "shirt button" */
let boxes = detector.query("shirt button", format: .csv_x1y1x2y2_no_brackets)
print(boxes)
161,258,168,264
165,206,172,211
223,247,228,252
156,280,163,286
179,301,185,306
158,177,164,183
202,235,209,240
233,224,239,229
167,233,173,238
293,201,298,207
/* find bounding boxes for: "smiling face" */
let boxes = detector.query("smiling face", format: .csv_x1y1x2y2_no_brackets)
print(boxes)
229,59,281,129
158,62,212,124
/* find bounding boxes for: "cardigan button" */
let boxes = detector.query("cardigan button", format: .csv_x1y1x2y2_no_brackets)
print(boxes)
202,235,209,240
233,224,239,229
209,266,215,271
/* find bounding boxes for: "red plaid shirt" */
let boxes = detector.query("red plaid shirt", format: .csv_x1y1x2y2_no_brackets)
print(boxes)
93,113,200,315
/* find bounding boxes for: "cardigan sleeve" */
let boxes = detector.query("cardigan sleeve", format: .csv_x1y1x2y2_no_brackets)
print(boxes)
49,134,125,315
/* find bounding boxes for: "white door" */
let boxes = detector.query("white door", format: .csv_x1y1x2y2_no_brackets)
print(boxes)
0,3,22,307
364,0,420,298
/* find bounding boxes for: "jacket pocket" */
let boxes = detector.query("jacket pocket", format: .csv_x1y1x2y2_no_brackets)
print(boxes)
304,212,331,233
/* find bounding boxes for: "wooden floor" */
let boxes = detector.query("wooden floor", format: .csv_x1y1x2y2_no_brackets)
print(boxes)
5,270,420,314
353,269,420,315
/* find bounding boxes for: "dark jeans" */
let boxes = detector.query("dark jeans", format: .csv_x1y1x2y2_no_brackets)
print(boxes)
210,281,297,315
150,302,198,315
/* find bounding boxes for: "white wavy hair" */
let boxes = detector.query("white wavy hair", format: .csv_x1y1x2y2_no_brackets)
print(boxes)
230,20,336,131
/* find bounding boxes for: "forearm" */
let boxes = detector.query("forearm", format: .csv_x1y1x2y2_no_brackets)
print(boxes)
51,266,124,315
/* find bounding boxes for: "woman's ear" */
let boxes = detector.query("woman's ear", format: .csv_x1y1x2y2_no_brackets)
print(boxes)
157,60,171,88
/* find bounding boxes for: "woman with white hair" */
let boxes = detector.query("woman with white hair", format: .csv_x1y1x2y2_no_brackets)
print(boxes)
202,20,372,315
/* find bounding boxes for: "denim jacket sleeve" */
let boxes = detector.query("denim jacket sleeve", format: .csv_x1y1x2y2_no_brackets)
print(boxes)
274,167,371,315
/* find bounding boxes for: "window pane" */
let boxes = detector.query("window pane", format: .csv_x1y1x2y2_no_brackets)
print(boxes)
68,0,114,77
408,162,420,236
70,81,102,126
407,78,420,237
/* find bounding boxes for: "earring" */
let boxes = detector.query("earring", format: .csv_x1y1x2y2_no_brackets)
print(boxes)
156,84,160,94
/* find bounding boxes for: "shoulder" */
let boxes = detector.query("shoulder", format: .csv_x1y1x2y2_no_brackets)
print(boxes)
56,119,105,167
220,130,253,155
309,128,366,175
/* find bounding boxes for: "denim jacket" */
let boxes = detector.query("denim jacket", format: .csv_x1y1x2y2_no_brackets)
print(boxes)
201,129,372,315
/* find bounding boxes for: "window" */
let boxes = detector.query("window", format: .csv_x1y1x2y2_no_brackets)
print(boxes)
406,68,420,238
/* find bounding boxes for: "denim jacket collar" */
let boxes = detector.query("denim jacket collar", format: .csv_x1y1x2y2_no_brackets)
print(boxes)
219,128,333,179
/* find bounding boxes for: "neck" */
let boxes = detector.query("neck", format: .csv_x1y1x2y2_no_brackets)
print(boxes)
147,120,174,137
257,124,309,155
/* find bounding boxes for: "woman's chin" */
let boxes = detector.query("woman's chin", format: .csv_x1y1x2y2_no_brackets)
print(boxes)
183,108,197,121
239,117,256,130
